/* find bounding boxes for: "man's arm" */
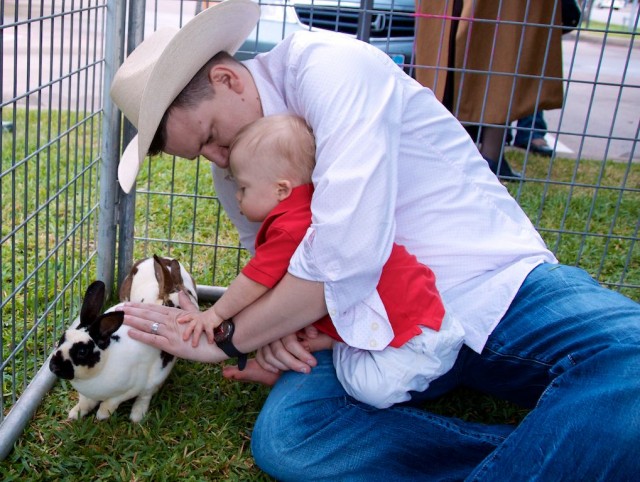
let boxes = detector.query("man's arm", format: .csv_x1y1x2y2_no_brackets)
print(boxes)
122,273,325,368
233,273,327,356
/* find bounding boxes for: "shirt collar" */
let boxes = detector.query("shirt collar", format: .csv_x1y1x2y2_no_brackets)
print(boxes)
266,183,314,219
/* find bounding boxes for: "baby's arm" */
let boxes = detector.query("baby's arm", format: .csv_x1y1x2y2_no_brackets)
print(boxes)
178,272,268,346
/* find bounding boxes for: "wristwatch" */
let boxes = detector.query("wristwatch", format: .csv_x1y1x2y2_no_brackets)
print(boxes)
214,319,247,371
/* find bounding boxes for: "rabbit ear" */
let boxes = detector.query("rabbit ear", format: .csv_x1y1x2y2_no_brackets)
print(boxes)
119,274,133,302
88,311,125,349
153,255,173,300
79,281,106,328
169,259,184,291
119,258,145,301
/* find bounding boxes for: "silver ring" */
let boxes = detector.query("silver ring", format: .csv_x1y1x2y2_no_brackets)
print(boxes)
151,322,160,335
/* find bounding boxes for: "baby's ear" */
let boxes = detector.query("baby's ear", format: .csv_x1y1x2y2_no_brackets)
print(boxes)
276,180,293,201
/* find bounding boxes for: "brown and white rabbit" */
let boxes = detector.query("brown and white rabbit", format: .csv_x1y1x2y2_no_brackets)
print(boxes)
49,255,198,422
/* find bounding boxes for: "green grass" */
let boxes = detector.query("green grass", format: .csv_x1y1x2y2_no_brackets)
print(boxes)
581,19,640,36
1,109,639,479
3,362,272,481
506,150,640,299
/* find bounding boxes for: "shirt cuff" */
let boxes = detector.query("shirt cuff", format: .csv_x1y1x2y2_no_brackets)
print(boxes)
324,285,394,350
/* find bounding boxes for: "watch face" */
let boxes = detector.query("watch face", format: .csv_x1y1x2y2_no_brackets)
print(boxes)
214,320,232,343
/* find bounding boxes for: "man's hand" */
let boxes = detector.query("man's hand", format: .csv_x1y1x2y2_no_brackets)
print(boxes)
119,290,227,364
254,327,324,374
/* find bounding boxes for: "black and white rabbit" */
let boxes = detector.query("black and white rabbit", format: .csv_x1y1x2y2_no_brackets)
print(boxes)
49,255,198,422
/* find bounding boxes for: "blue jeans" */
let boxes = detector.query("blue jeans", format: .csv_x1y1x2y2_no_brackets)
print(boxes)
514,111,548,146
251,264,640,481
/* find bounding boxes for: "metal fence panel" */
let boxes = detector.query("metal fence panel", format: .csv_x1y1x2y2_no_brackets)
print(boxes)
0,0,113,456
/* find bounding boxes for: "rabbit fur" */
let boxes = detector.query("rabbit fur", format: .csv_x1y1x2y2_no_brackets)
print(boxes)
49,255,198,422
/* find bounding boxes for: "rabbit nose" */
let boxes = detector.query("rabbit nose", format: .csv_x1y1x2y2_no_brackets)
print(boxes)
49,353,74,379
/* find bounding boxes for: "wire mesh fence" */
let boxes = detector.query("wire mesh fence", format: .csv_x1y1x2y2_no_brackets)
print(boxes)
1,0,105,435
0,0,638,461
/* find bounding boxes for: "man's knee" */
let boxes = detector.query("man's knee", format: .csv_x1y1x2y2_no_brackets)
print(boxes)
251,398,326,479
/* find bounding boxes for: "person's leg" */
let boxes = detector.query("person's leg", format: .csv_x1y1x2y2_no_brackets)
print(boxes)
480,126,521,180
251,350,513,481
514,111,552,155
251,264,640,480
461,264,640,480
514,113,535,146
332,313,464,409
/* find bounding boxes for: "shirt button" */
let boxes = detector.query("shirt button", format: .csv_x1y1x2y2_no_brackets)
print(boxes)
329,309,337,317
369,340,378,348
371,322,379,331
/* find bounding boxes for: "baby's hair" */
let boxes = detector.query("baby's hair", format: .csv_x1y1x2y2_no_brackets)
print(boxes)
229,114,316,184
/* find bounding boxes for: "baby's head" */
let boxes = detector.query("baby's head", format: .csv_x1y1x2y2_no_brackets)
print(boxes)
228,115,315,222
229,114,315,186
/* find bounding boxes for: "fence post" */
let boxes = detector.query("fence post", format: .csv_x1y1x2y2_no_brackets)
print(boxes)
117,0,147,289
357,0,374,43
0,0,127,461
98,0,127,299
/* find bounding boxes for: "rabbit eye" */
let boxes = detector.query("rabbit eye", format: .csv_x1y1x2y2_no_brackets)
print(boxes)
70,341,100,367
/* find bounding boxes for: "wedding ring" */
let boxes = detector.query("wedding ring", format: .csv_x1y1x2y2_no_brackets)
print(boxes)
151,322,160,335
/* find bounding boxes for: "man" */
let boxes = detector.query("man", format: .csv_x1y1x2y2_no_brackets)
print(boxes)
112,0,640,479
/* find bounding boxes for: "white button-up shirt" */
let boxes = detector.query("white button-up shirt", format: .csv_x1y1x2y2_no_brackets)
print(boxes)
213,30,556,353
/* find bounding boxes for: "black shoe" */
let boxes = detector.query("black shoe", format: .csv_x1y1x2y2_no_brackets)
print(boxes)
484,156,523,182
514,137,553,157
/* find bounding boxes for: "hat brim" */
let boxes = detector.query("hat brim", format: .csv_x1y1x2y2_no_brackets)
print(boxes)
118,0,260,193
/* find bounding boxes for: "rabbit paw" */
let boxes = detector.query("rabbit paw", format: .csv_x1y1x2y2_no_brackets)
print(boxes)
69,395,99,419
68,404,81,420
96,402,117,420
129,395,152,422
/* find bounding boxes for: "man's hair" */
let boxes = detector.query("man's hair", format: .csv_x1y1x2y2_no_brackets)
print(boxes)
229,115,316,185
148,51,239,156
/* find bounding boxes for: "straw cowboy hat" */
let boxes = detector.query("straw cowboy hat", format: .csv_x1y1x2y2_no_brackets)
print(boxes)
110,0,260,193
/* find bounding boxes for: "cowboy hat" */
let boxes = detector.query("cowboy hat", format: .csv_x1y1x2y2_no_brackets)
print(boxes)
110,0,260,193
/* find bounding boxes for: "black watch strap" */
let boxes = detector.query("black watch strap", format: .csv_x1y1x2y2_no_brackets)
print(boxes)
214,319,247,370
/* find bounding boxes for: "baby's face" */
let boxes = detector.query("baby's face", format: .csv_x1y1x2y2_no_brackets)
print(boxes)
229,148,282,223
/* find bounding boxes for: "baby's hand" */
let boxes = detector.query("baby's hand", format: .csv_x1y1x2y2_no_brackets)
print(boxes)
177,313,195,325
178,312,222,347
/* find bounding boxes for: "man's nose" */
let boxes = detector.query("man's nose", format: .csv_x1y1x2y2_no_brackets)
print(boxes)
201,145,229,168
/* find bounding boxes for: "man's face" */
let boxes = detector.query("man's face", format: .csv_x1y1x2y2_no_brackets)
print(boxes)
163,100,235,169
163,69,261,168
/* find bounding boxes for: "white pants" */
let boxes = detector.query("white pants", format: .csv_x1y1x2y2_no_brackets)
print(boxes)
333,311,465,409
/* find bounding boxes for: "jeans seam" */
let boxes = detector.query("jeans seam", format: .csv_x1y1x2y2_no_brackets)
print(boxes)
482,345,554,370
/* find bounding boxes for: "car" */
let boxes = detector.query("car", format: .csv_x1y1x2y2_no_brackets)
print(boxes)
236,0,416,70
597,0,626,9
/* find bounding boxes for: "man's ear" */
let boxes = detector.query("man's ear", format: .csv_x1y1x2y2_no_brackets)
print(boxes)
208,64,244,93
276,180,293,201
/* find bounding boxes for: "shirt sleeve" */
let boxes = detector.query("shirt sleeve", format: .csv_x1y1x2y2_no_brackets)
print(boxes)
284,34,406,348
242,227,301,289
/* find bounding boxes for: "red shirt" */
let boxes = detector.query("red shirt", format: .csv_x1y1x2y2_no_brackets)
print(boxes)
242,184,444,348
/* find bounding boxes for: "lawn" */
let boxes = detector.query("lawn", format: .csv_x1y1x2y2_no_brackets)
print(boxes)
1,108,638,479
